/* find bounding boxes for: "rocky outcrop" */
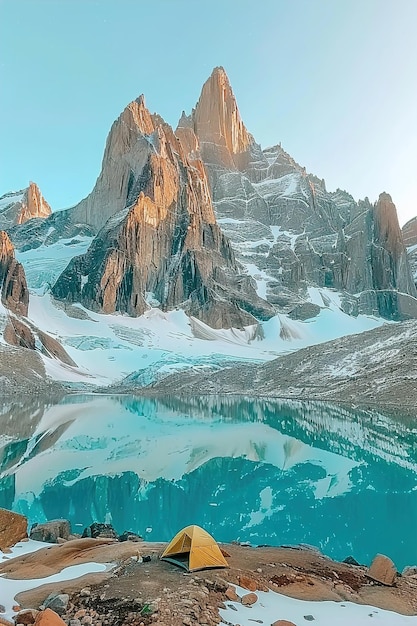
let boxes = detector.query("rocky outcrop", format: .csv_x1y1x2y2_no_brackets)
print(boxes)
0,230,29,315
52,98,273,329
0,182,51,230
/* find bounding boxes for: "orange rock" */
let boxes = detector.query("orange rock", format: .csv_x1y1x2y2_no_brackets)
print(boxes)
271,621,297,626
225,586,239,601
0,508,27,552
241,592,258,606
34,609,67,626
367,554,397,586
239,575,257,591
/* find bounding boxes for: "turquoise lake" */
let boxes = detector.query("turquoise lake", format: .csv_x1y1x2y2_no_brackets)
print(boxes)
0,394,416,570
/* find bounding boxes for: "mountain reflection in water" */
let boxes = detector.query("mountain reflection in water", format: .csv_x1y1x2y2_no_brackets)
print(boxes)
0,395,416,569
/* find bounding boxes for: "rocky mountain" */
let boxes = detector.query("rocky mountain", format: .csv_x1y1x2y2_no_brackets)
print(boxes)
2,66,417,350
51,96,273,329
145,319,417,410
175,67,417,321
0,182,51,230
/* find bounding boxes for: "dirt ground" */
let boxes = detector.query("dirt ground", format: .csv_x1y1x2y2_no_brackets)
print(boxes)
2,539,417,626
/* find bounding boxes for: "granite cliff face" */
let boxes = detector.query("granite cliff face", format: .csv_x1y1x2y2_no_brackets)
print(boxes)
52,98,272,329
173,68,417,321
0,231,29,316
0,182,51,230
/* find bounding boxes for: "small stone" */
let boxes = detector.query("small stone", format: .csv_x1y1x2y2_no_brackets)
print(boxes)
0,605,5,613
239,575,257,591
402,565,417,577
367,554,397,586
225,586,239,602
79,588,91,597
241,593,258,606
303,616,315,621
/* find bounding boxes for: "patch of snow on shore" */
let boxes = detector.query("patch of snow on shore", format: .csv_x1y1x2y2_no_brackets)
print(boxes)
219,585,417,625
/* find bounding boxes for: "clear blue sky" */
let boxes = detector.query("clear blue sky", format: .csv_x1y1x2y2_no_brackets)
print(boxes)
1,0,416,225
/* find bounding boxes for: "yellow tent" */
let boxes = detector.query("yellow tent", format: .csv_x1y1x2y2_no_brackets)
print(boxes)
160,524,229,572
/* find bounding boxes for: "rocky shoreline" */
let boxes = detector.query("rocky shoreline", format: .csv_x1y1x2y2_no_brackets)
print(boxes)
1,514,417,626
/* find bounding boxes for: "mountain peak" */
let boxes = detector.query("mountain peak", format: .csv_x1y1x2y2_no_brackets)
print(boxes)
124,95,154,136
0,182,51,230
192,67,254,169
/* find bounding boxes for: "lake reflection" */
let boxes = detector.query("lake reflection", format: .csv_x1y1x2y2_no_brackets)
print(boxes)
0,395,416,569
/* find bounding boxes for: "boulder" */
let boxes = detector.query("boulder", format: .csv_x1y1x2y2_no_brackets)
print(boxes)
402,565,417,577
241,592,258,606
0,508,27,551
30,520,71,543
43,595,69,616
367,553,397,586
271,621,297,626
33,610,67,626
118,530,143,542
82,523,118,540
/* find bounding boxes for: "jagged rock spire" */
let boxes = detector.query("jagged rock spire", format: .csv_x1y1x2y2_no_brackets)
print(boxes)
0,182,51,230
191,66,254,169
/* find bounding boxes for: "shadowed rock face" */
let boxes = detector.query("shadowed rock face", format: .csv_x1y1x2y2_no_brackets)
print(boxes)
0,182,51,230
371,193,416,295
177,69,417,321
403,216,417,290
402,216,417,247
0,230,29,316
52,101,273,329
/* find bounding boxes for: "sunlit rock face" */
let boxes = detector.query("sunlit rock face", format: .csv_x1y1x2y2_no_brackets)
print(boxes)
0,230,29,316
191,66,254,170
0,182,52,230
52,98,273,329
